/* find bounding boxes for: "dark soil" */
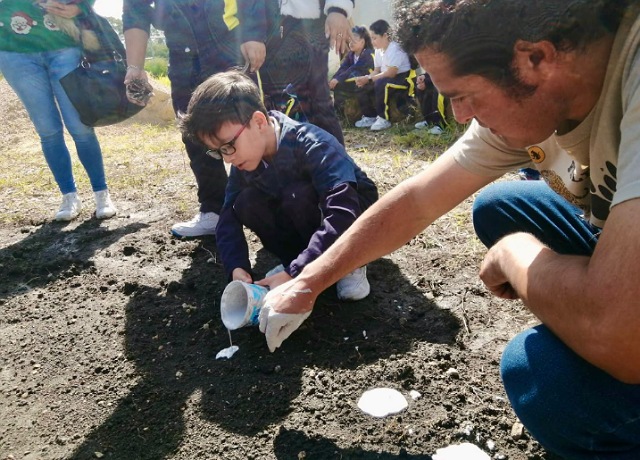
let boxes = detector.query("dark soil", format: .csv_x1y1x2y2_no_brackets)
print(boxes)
0,80,559,460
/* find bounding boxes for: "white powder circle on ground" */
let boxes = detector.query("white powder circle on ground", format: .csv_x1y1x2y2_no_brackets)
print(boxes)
216,345,239,359
432,442,490,460
357,388,408,418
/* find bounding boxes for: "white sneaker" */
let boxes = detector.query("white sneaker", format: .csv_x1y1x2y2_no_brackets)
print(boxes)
355,116,377,128
427,125,444,135
94,190,117,219
54,192,82,221
370,116,392,131
337,266,370,301
171,211,219,237
414,120,429,129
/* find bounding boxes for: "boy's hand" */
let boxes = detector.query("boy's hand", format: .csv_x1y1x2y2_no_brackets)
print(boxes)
255,270,292,290
231,268,253,283
258,279,317,352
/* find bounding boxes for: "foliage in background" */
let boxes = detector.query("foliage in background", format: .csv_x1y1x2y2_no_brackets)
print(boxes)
145,57,169,79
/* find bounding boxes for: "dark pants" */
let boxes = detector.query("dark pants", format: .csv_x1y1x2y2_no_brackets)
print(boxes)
259,17,344,145
416,75,445,126
473,181,640,458
232,182,320,265
373,71,412,120
169,50,229,214
333,80,376,118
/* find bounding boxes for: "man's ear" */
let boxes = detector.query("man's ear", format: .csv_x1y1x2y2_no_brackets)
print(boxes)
513,40,557,83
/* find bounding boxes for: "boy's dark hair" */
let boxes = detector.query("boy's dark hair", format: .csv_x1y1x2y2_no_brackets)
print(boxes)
393,0,629,99
179,70,268,143
369,19,391,37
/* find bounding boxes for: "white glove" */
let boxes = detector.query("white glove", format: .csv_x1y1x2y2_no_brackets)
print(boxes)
259,302,311,352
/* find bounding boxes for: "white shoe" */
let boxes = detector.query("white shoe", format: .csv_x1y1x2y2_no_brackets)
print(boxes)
355,116,377,128
337,266,370,301
94,190,117,219
427,125,444,135
414,120,429,129
171,212,219,237
370,116,392,131
54,192,82,221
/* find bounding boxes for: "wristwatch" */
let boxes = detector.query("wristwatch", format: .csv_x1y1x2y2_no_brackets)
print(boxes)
368,74,373,81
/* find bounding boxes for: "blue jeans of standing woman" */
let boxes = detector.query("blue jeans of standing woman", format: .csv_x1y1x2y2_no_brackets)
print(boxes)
0,47,107,194
473,180,640,459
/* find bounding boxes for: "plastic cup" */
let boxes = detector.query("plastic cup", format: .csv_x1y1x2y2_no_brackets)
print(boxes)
220,281,269,330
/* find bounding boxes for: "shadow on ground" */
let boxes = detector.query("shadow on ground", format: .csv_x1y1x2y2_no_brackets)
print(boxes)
68,238,461,459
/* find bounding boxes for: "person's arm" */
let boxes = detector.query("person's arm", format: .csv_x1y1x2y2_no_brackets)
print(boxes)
355,65,398,86
216,170,253,282
216,206,253,282
123,28,149,84
237,0,268,71
480,199,640,383
122,0,152,86
259,152,497,351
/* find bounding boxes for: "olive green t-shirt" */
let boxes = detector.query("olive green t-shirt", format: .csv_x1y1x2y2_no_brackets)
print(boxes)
449,3,640,229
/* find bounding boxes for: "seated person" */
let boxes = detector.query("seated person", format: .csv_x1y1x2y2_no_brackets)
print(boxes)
329,25,376,121
179,70,379,301
353,19,412,131
414,72,447,135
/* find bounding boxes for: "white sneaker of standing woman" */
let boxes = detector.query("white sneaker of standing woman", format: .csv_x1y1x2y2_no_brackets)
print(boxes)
94,189,117,219
55,192,82,221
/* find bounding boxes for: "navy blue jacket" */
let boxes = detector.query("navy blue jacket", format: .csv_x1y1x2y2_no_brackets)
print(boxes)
332,47,375,82
217,111,378,279
123,0,278,61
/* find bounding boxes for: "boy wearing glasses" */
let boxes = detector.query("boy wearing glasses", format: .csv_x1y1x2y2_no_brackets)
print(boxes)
180,70,378,300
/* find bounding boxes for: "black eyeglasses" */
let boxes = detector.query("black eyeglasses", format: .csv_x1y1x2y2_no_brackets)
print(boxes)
205,120,250,160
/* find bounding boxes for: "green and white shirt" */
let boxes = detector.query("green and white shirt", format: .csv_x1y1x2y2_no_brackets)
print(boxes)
0,0,93,53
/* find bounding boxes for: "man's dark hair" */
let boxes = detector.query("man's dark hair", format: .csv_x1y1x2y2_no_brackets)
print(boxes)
179,70,267,143
369,19,391,37
393,0,629,94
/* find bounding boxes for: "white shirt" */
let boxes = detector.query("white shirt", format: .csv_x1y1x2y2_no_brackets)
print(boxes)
374,41,412,74
279,0,354,19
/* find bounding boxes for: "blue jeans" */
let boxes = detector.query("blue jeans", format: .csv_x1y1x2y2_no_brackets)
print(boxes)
0,48,107,194
473,181,640,459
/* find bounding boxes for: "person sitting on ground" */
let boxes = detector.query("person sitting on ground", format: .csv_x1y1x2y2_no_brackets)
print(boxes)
414,72,447,135
179,70,379,304
328,25,376,121
0,0,117,222
353,19,412,131
258,0,640,457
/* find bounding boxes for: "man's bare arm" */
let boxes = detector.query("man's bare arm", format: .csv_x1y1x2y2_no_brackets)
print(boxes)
266,153,498,315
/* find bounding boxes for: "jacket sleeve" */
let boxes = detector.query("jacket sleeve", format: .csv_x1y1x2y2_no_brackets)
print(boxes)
216,169,252,281
324,0,355,17
216,207,252,281
123,0,153,34
286,182,362,278
237,0,272,44
332,53,354,82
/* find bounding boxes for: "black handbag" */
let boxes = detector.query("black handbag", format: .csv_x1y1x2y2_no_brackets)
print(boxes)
60,9,144,127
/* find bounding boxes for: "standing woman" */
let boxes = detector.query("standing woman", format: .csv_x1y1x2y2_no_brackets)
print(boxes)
0,0,117,221
329,25,376,121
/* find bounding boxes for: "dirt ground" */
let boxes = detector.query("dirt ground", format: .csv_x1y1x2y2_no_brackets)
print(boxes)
0,80,560,460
